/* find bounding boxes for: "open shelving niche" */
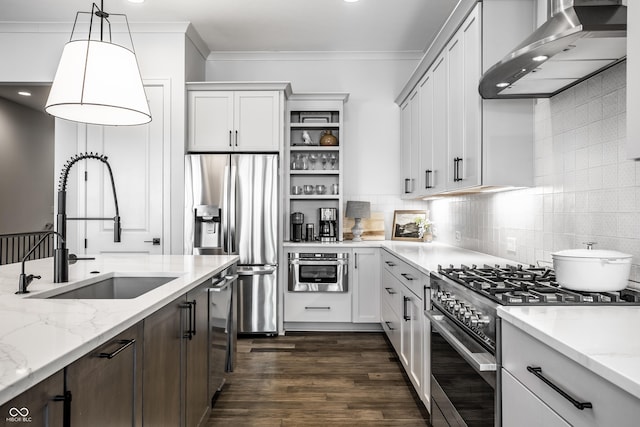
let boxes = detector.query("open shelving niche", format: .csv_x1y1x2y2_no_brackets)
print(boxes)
285,93,349,242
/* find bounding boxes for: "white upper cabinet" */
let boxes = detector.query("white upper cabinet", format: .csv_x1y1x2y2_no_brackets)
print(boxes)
398,1,536,197
187,82,291,152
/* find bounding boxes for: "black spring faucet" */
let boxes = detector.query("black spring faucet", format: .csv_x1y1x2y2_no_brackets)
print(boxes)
55,152,121,283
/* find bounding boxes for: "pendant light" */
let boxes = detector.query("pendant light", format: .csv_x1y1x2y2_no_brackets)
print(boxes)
45,1,151,126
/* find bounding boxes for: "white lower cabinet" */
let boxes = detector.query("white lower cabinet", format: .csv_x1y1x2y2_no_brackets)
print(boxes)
381,249,430,409
502,321,640,427
284,292,352,322
502,369,570,427
351,248,381,323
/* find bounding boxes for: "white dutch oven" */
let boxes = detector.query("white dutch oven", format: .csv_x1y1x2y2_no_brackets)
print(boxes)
551,248,632,292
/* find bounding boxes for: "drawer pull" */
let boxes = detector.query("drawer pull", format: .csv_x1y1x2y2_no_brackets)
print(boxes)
384,321,396,331
98,339,135,359
527,366,593,410
400,273,415,281
384,287,397,295
305,306,331,310
385,261,396,267
403,296,410,321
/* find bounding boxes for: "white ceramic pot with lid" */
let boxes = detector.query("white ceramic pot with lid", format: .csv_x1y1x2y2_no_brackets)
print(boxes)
551,243,632,292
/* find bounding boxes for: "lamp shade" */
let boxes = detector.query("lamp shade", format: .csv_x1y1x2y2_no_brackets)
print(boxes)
345,201,371,219
45,40,151,126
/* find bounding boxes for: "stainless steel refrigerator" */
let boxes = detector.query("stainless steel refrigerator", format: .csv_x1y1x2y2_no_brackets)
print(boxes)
185,154,278,335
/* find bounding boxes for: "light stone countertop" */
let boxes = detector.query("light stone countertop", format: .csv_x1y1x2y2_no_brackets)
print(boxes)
0,254,237,405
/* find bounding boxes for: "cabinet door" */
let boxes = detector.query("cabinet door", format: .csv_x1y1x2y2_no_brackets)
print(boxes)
234,91,280,152
143,297,183,426
185,282,211,427
188,91,234,151
66,324,142,427
502,369,571,427
0,371,65,426
419,73,434,194
447,7,481,190
400,289,423,392
431,54,448,194
421,288,431,408
400,98,413,195
351,248,381,323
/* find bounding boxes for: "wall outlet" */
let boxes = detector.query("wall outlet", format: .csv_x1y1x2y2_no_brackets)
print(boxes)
507,237,517,253
455,231,461,242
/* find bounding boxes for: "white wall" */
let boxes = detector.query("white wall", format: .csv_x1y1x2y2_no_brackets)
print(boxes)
425,62,640,288
207,52,421,237
0,98,54,234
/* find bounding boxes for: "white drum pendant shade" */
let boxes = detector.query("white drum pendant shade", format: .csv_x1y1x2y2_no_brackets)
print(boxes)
46,40,151,126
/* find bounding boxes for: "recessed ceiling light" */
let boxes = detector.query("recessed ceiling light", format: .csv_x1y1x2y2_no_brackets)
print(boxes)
532,55,548,62
18,91,32,97
496,82,510,88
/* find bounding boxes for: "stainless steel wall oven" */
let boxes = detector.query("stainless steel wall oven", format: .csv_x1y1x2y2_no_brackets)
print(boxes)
288,252,348,292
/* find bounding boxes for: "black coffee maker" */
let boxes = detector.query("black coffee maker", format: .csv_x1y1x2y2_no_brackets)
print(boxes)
318,208,338,242
291,212,304,242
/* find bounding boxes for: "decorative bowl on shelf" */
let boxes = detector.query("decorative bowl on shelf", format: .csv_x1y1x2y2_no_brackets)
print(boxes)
303,185,315,195
315,185,327,194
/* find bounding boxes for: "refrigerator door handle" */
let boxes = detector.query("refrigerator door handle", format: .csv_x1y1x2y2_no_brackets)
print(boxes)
229,163,237,254
221,164,229,253
237,266,277,276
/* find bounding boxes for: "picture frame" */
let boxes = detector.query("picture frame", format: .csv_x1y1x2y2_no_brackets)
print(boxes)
391,210,428,241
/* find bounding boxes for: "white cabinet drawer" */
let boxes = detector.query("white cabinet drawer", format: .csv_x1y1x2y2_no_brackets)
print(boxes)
502,322,640,427
284,292,351,322
502,369,570,427
381,299,401,353
381,268,402,317
382,251,423,298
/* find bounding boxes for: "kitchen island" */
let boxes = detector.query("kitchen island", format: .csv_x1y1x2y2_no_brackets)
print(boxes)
0,254,237,405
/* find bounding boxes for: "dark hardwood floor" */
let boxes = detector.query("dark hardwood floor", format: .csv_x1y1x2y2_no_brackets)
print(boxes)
206,332,430,427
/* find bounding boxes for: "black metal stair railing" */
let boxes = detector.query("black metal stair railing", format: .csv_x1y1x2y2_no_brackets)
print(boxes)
0,230,56,265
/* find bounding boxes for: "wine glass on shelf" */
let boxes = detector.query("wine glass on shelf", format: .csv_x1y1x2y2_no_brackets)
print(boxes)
291,153,299,170
308,153,318,170
320,153,328,170
329,153,337,170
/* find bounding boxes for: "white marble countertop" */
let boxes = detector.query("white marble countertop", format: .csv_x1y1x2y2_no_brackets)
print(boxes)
498,305,640,399
0,254,237,405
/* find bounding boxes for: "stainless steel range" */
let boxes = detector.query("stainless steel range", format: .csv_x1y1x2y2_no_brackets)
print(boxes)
426,263,640,427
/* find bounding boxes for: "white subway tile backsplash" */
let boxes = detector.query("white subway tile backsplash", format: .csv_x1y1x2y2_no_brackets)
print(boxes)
423,62,640,276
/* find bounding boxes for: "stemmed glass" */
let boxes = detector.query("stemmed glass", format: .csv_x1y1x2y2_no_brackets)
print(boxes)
329,153,337,170
308,153,318,170
320,154,328,170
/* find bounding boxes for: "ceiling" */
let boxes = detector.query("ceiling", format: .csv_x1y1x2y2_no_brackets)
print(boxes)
0,0,459,110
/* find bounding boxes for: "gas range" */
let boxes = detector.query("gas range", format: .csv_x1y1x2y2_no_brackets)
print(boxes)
430,263,640,354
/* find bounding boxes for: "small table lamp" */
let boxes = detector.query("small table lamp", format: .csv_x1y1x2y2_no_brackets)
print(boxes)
346,201,371,242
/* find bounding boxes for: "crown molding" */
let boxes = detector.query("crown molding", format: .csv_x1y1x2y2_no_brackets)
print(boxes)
207,50,422,62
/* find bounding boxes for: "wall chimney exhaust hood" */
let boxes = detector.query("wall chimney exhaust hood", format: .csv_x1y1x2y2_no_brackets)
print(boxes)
479,0,626,99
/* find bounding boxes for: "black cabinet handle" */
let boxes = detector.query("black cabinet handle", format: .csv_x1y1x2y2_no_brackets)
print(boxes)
98,339,135,359
228,130,232,147
403,296,411,321
385,287,397,295
453,157,463,182
385,321,396,331
355,253,358,269
527,366,593,410
425,169,433,189
404,178,412,193
385,261,396,267
235,130,238,146
305,306,331,310
54,390,72,427
400,273,415,281
191,300,197,337
181,301,196,340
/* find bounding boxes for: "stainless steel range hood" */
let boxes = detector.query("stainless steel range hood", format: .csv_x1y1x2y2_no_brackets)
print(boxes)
479,0,626,99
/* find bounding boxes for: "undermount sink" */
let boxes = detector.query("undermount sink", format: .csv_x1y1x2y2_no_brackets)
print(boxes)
34,275,178,299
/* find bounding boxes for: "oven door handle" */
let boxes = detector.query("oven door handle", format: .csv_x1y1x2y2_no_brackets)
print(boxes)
426,310,496,372
289,260,346,266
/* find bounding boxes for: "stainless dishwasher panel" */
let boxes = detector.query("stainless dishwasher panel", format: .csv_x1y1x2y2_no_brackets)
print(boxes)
237,265,277,335
209,270,237,401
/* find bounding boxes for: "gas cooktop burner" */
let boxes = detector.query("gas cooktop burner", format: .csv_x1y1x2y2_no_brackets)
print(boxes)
437,264,640,305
